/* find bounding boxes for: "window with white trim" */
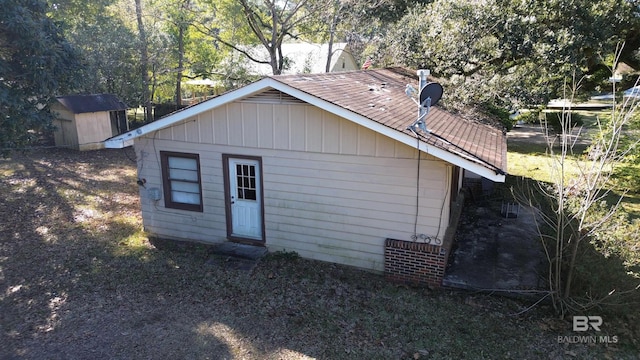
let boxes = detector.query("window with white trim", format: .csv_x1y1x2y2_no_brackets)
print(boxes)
160,151,203,212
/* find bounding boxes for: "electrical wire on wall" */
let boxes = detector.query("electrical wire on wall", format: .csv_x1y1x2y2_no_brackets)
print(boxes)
413,135,421,237
409,131,449,246
124,145,138,163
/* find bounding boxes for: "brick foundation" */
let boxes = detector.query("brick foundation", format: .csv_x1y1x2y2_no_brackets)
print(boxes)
384,239,447,287
384,191,466,288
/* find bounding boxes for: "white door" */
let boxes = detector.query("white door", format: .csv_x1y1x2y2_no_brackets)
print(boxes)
228,157,263,240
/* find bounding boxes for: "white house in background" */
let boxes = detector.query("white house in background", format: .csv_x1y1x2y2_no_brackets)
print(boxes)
105,68,506,286
242,42,358,76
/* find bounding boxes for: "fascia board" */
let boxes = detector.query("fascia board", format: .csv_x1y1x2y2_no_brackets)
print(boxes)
418,141,506,182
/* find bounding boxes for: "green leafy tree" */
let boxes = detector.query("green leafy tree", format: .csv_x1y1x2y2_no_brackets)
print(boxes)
0,0,82,154
197,0,329,76
151,0,207,107
374,0,638,110
50,0,141,107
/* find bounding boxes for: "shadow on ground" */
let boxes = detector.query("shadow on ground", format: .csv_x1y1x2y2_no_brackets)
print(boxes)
443,193,548,294
1,148,637,359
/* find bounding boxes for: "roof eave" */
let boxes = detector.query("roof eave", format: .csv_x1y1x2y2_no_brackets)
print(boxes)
421,141,506,182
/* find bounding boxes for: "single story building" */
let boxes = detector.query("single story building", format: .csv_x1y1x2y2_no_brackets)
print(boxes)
105,68,506,286
52,94,128,151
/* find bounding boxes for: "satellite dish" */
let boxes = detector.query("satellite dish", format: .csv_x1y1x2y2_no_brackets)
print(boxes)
419,82,443,107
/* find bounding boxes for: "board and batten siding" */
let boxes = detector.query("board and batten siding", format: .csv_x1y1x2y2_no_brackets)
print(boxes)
135,99,451,272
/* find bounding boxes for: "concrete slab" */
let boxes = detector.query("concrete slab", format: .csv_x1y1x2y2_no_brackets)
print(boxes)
206,242,268,272
205,255,259,272
443,202,547,292
209,242,268,260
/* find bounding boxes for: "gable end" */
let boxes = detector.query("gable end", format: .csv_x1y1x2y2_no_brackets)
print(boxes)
239,89,305,105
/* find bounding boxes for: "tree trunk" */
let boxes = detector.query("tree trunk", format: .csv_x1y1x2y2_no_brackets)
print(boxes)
176,25,185,108
325,4,339,73
270,7,280,75
135,0,152,122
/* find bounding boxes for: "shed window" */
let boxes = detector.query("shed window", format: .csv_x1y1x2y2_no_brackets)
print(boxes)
160,151,203,212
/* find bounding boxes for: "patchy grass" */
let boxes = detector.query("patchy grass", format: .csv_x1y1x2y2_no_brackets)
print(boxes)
507,151,608,184
507,152,556,183
1,149,639,359
507,123,640,345
507,149,639,219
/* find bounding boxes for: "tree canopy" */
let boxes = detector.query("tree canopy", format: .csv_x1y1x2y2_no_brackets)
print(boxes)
3,0,640,149
373,0,640,110
0,0,82,153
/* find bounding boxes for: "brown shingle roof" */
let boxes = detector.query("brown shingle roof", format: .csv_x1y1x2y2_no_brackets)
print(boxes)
56,94,127,114
271,67,507,174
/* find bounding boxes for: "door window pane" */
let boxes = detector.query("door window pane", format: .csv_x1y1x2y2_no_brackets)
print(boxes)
235,163,257,201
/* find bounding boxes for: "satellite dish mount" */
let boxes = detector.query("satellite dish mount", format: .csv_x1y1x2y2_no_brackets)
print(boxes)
409,69,443,133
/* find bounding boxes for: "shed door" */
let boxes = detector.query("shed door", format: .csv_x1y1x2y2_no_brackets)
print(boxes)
225,156,264,242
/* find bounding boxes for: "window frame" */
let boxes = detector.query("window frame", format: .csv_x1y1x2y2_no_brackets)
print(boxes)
160,151,203,212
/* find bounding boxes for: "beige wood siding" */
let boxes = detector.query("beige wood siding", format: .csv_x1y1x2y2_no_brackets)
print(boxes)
75,112,111,150
135,101,451,272
51,104,79,149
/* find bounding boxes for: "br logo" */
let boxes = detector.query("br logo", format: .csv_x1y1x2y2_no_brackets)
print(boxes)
573,316,602,331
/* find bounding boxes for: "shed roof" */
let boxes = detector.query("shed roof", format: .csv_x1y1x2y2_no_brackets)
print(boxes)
56,94,127,114
105,68,506,182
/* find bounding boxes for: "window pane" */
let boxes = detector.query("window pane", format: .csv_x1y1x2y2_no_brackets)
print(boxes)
236,164,242,176
245,189,256,200
250,177,255,188
243,176,250,188
171,181,200,193
161,152,202,211
237,189,244,199
249,166,255,176
243,165,249,175
170,168,198,181
168,157,197,170
172,190,200,204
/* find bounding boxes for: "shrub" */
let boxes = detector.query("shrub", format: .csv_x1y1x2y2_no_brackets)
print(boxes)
153,103,188,119
482,103,513,130
544,111,584,133
513,109,541,124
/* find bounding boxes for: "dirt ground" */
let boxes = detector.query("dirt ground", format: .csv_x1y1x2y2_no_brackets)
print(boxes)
507,123,592,147
1,148,637,359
